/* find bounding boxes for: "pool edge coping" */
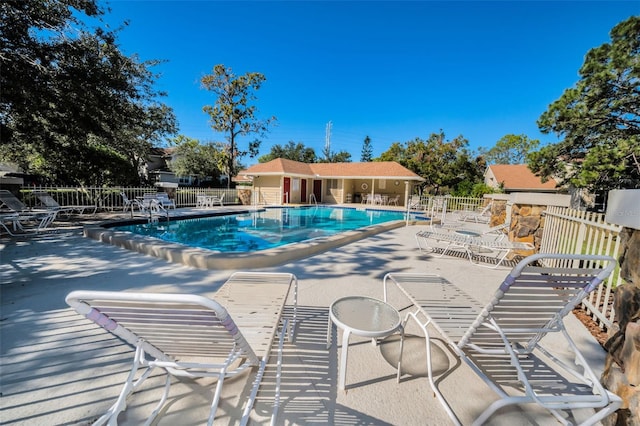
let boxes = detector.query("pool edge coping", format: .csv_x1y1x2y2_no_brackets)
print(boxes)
83,213,410,270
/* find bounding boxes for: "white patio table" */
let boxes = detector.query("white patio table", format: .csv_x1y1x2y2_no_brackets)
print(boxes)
326,296,402,390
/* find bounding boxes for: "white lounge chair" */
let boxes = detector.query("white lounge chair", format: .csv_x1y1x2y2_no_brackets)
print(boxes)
459,202,492,224
0,190,58,235
0,211,58,236
0,189,35,213
426,198,467,231
65,271,298,426
383,253,621,426
34,191,97,215
415,229,534,268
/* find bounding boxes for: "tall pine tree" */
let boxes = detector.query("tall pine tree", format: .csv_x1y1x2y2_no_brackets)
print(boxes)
361,136,373,162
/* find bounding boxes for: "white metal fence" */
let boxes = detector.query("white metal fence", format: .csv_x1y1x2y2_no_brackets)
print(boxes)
539,205,623,330
409,195,486,214
19,186,241,210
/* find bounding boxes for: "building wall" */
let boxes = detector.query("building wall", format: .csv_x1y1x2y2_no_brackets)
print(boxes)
484,168,499,189
254,176,281,205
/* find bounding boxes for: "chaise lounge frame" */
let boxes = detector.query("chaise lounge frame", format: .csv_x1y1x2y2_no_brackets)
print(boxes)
33,191,97,215
0,190,59,235
66,271,298,426
415,229,534,268
383,253,621,426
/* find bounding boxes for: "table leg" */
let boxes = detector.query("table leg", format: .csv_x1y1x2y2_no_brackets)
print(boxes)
326,317,333,350
339,329,351,390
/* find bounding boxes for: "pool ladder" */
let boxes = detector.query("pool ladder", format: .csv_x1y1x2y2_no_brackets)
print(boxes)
309,193,317,205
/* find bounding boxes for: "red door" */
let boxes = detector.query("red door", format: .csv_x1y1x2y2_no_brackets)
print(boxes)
283,177,291,204
301,179,307,204
313,180,322,203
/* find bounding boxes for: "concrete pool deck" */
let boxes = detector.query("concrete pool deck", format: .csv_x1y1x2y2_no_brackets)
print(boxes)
0,208,611,425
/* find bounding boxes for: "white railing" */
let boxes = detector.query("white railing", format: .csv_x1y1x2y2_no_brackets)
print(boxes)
20,186,240,210
407,195,485,216
540,205,623,330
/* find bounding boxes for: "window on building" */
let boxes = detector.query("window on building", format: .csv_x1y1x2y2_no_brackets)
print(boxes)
325,179,340,195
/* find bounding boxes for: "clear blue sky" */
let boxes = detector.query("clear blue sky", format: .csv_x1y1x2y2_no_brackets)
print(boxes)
101,1,638,163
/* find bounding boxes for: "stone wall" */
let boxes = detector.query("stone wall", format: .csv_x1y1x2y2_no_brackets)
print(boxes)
485,193,569,254
601,228,640,425
489,199,507,228
238,189,252,205
618,228,640,288
509,203,546,250
489,199,545,256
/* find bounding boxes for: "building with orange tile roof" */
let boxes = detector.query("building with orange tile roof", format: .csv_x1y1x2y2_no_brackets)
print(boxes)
238,158,424,205
485,164,560,193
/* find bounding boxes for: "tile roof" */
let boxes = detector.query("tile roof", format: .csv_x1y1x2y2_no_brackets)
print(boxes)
239,159,425,181
486,164,558,191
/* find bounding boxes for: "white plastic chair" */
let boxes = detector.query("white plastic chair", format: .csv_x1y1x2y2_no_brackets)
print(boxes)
207,193,225,207
139,195,167,218
120,192,140,212
196,194,208,208
155,192,176,209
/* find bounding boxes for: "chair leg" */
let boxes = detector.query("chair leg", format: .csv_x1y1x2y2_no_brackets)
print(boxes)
397,315,409,382
208,369,227,426
94,345,154,426
270,319,288,426
401,311,463,426
144,374,172,426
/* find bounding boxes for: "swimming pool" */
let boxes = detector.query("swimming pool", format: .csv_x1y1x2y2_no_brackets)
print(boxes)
112,206,407,252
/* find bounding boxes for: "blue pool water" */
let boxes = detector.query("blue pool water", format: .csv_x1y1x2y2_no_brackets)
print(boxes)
113,207,407,252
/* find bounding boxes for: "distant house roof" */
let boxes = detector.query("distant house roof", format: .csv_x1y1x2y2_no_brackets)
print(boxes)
0,163,26,185
485,164,559,192
238,158,425,181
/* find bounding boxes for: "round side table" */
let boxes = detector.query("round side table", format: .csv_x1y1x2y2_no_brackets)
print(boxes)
326,296,402,390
